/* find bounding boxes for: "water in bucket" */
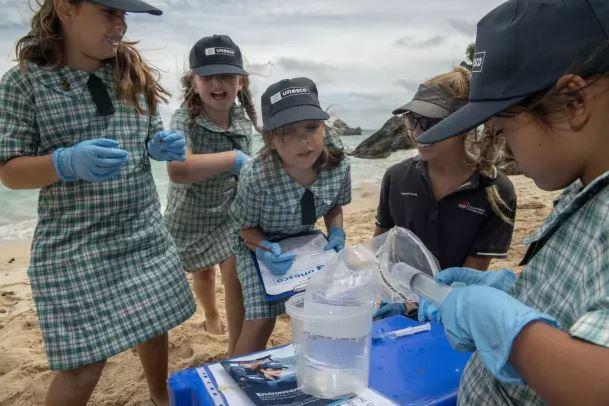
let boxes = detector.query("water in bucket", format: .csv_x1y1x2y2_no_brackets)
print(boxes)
286,293,374,398
299,301,374,398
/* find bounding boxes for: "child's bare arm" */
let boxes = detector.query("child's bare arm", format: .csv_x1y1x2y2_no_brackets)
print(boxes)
0,155,59,190
167,147,237,183
510,321,609,404
240,227,266,252
323,205,343,231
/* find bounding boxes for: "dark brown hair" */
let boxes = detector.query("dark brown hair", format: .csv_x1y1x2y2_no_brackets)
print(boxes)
180,71,260,130
260,121,345,171
16,0,169,114
507,40,609,128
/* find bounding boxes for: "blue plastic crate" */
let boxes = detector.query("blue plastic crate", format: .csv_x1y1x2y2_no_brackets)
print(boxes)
168,316,470,405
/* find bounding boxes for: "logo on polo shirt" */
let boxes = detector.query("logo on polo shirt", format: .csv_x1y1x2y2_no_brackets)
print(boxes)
471,51,486,73
270,87,310,104
458,200,486,216
401,192,418,197
205,47,236,57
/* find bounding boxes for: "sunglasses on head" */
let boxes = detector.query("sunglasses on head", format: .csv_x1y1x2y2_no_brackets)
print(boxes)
403,113,442,132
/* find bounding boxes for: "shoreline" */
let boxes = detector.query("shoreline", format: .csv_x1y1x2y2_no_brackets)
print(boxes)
0,175,558,405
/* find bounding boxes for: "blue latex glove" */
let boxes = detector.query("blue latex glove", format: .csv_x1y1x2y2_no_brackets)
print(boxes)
52,138,128,182
418,268,517,323
440,285,558,384
147,130,186,161
373,301,405,320
255,240,296,276
323,226,346,251
231,150,251,175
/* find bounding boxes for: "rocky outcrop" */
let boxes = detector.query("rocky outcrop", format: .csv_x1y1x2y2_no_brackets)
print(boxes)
328,118,362,136
349,116,415,159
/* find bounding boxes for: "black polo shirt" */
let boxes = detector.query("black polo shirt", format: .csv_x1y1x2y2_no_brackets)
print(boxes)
376,157,517,269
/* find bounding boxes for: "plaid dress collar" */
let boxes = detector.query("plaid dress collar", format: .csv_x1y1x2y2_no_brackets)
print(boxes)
27,61,114,97
194,104,252,135
523,170,609,245
260,153,346,212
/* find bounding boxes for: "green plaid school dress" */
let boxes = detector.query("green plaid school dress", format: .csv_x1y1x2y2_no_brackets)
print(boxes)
164,105,252,272
229,150,351,320
458,171,609,405
0,63,196,371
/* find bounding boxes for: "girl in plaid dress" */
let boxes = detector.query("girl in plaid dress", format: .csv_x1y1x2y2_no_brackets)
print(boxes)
416,0,609,403
230,78,351,355
164,35,256,355
0,1,195,405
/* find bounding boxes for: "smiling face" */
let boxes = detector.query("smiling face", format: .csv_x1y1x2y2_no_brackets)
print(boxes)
405,114,466,162
272,120,325,170
193,74,244,116
57,0,127,69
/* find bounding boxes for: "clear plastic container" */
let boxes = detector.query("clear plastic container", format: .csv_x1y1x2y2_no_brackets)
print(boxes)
286,292,376,399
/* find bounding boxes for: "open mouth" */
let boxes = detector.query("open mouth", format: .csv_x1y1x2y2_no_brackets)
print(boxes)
106,36,121,46
297,150,314,159
211,92,227,100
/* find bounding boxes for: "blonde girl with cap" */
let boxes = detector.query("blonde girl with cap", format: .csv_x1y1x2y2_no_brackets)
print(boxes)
416,0,609,403
164,34,256,355
373,66,517,320
0,1,196,404
229,77,351,355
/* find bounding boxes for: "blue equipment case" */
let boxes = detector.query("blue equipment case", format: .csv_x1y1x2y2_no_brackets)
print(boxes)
168,316,471,405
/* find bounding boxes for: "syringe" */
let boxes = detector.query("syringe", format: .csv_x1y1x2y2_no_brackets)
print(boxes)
372,323,431,342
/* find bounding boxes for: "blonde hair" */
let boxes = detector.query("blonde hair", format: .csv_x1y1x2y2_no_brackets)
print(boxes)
260,121,345,171
180,71,260,131
425,66,514,225
16,0,169,115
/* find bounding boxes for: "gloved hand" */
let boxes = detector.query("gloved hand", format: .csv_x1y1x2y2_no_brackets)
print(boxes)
147,130,186,162
52,138,128,182
323,226,346,251
373,301,405,320
418,267,517,323
440,285,558,384
255,240,296,276
231,150,251,175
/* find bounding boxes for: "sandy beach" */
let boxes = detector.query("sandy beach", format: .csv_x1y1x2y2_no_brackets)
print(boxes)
0,175,559,405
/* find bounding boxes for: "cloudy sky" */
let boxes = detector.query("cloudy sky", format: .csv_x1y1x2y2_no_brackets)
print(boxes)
0,0,505,129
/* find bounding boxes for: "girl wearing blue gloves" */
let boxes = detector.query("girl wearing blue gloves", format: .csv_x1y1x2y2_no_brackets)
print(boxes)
164,35,254,354
0,1,195,405
230,78,351,355
417,0,609,403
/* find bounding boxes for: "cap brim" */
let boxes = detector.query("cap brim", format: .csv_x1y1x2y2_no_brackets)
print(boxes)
90,0,162,15
392,100,451,118
264,105,330,131
417,95,527,144
192,65,248,77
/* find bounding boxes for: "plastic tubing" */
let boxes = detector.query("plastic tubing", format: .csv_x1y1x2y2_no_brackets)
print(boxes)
393,263,452,307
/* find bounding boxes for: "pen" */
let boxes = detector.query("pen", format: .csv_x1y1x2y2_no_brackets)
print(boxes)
372,323,431,342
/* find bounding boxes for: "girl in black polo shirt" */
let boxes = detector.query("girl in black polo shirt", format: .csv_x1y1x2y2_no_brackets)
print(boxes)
374,66,517,319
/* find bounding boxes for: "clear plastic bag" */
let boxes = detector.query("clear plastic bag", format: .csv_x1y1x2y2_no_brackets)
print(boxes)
374,227,440,303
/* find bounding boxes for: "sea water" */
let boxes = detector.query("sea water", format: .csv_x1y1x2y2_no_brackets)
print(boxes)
0,132,416,241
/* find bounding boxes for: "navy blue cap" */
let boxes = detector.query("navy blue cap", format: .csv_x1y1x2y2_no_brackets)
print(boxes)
189,35,248,77
88,0,162,15
261,77,329,132
392,84,467,118
418,0,609,144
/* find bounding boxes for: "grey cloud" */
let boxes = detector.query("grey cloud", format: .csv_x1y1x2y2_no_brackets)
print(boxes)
394,79,419,92
395,35,447,49
448,19,476,37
